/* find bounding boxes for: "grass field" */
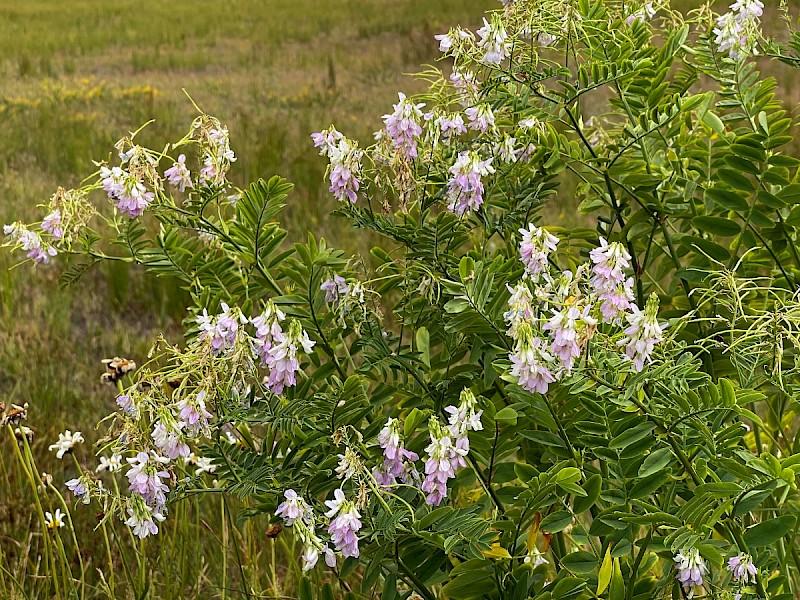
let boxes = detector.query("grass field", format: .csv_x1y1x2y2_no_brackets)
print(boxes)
0,1,496,596
0,0,798,597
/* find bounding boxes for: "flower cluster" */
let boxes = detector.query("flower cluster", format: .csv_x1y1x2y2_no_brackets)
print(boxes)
476,15,511,65
3,223,57,264
674,548,707,592
503,228,665,393
590,237,635,323
276,489,335,570
713,0,763,60
519,224,558,279
197,302,245,355
421,416,468,506
625,2,657,26
373,418,419,486
196,122,237,186
445,151,495,216
312,127,363,203
164,154,193,192
264,319,316,395
382,92,426,159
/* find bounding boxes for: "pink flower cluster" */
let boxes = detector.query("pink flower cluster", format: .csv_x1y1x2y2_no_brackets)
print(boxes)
518,224,558,279
100,165,153,218
421,417,469,506
590,237,635,323
373,418,419,486
382,92,425,159
312,127,363,203
446,151,495,216
197,302,243,355
264,318,316,395
326,491,362,559
3,223,57,264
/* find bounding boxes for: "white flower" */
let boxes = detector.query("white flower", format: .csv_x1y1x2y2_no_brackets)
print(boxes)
194,456,216,476
45,509,66,530
48,430,84,459
97,454,123,473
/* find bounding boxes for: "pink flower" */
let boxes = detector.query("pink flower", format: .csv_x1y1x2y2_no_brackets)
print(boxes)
518,224,558,279
618,293,665,372
446,151,495,216
382,92,425,159
264,319,315,395
164,154,193,192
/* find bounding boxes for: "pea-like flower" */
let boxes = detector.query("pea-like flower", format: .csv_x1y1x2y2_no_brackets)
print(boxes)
673,548,707,591
445,151,495,216
382,92,425,159
727,553,757,584
164,154,193,192
519,224,558,279
619,293,665,372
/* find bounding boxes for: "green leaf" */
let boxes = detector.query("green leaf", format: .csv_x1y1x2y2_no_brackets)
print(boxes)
561,551,598,574
638,447,673,478
441,569,496,599
692,216,741,237
416,327,430,368
494,406,518,426
597,547,613,596
541,511,574,534
299,576,313,600
609,422,655,450
610,557,625,600
743,515,797,547
404,408,428,438
705,187,748,212
573,474,602,513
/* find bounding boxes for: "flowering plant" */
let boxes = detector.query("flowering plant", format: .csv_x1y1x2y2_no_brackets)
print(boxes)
6,0,800,598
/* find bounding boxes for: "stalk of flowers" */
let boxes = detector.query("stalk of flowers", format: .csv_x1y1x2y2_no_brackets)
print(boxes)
100,143,160,218
197,302,247,356
619,293,665,372
276,489,336,570
125,493,167,539
176,389,214,436
727,553,757,584
433,112,468,146
125,450,171,508
373,418,419,486
465,103,496,134
542,303,597,372
504,282,537,339
434,27,474,57
39,187,96,249
382,92,426,160
673,548,707,593
312,126,364,204
589,237,636,323
496,133,521,164
251,301,286,365
445,389,483,457
476,14,512,65
508,321,558,394
163,154,193,192
445,150,495,216
151,414,190,460
194,118,237,187
2,222,58,264
713,0,763,60
66,475,95,505
450,69,480,106
421,416,468,506
519,224,559,279
326,488,363,558
264,318,316,395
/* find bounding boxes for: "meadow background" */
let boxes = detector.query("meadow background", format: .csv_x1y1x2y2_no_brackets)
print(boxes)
0,0,796,598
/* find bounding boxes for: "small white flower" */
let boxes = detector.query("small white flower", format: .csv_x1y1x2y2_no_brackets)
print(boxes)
48,430,84,459
97,454,123,473
45,508,66,530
